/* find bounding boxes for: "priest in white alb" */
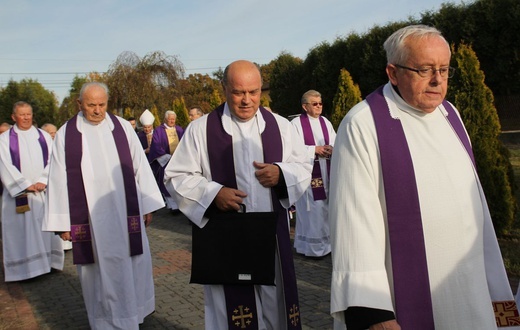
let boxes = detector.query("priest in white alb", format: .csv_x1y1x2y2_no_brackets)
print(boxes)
0,101,64,282
149,110,183,211
164,60,311,329
43,82,164,330
291,89,336,258
329,25,519,330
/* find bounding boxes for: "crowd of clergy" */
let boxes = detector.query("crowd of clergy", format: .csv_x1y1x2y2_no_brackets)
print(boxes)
0,24,518,330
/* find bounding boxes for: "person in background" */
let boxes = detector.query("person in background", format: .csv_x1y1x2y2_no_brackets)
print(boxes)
0,101,64,281
148,110,183,211
164,60,312,329
43,82,164,329
137,109,155,161
188,106,203,121
41,123,58,140
127,117,137,132
41,122,72,251
0,122,11,134
329,24,518,330
291,90,335,258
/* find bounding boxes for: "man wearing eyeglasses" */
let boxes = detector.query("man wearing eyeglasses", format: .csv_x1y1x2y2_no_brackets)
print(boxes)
291,90,336,258
329,25,518,330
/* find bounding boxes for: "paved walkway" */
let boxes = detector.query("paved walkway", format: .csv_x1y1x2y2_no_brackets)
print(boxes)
0,208,334,329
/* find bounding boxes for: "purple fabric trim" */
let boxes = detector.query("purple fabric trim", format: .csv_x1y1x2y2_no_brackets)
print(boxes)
149,125,183,197
366,86,435,330
442,100,476,167
9,127,49,172
65,114,94,264
137,131,148,150
71,224,92,242
207,105,302,329
299,113,328,200
15,194,28,207
65,114,143,264
108,112,143,257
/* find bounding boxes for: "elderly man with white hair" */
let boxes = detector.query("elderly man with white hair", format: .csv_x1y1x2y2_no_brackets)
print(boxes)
148,110,184,210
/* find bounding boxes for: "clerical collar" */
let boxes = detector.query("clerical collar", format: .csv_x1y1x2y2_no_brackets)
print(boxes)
222,103,264,135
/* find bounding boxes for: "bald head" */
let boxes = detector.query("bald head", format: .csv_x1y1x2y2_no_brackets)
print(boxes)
222,60,263,121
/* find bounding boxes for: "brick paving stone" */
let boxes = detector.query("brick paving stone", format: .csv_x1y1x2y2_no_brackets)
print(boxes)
0,207,338,329
0,207,334,329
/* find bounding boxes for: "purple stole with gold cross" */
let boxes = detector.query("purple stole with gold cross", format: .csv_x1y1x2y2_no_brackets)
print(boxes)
367,85,520,329
65,113,143,265
299,112,329,200
9,127,49,213
207,104,302,329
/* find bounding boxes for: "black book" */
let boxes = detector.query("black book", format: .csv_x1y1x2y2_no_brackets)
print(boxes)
190,210,278,285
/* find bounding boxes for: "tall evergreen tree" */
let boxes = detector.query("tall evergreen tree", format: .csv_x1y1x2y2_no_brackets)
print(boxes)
209,89,222,111
150,105,161,127
447,43,516,234
331,69,362,130
172,97,189,128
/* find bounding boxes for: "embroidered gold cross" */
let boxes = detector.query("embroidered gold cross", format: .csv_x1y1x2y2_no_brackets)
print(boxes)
74,226,87,241
289,304,300,326
311,178,323,188
231,305,253,328
130,217,140,231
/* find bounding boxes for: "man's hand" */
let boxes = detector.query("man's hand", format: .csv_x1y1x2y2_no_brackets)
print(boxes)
369,320,401,330
26,182,47,193
214,187,248,211
60,232,72,241
144,213,153,227
253,161,279,188
315,145,333,158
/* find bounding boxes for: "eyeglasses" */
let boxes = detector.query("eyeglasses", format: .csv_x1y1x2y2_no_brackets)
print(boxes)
394,64,455,79
305,102,323,107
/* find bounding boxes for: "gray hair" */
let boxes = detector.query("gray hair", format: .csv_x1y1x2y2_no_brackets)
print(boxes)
383,25,450,65
78,82,109,101
301,90,321,104
12,101,32,114
41,123,57,131
164,110,177,120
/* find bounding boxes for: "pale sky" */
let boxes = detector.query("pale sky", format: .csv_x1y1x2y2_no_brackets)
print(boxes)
0,0,461,103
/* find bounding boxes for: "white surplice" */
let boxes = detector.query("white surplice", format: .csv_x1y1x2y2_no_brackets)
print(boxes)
164,104,312,330
43,112,164,330
0,125,64,281
291,115,336,257
329,83,517,330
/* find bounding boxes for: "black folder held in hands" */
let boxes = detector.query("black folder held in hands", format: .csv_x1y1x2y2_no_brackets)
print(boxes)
190,207,278,285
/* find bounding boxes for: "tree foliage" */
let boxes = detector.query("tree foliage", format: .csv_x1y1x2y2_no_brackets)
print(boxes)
331,69,362,130
0,79,58,127
177,73,224,113
172,97,189,128
106,51,185,117
448,43,516,234
268,52,303,116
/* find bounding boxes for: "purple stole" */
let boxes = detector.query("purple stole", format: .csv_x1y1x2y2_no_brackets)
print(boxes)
299,112,330,200
149,125,184,197
366,86,477,329
207,104,302,330
65,113,143,265
9,127,49,213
